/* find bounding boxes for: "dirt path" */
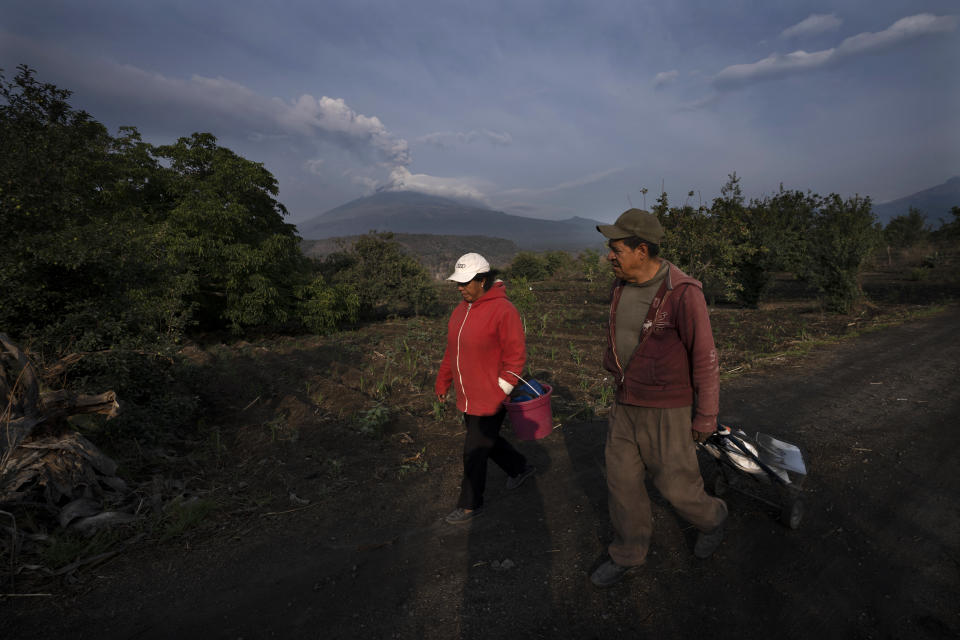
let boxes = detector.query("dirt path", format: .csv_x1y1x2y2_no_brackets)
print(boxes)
8,307,960,639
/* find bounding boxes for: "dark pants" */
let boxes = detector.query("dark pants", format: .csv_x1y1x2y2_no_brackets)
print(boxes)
457,409,527,509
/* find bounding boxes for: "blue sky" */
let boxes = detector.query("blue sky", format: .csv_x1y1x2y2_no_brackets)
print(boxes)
2,1,958,225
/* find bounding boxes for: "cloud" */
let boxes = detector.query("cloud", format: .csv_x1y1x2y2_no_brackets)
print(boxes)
653,70,679,88
498,167,625,197
416,129,513,148
304,158,325,175
1,31,504,205
0,31,411,167
381,167,490,203
714,13,958,91
781,13,842,39
280,94,410,165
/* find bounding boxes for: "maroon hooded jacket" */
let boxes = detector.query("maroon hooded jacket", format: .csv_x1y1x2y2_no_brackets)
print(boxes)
602,261,720,433
435,282,526,416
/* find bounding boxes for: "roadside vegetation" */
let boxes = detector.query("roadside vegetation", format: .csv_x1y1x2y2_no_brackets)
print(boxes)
2,65,959,590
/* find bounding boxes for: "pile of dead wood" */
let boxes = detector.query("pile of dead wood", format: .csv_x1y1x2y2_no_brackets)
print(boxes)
1,333,130,544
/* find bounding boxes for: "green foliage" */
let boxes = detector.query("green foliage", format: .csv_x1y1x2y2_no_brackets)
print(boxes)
508,251,551,280
884,207,930,248
322,232,439,321
801,193,881,313
0,66,191,348
357,403,390,437
297,274,360,335
0,66,316,349
154,132,309,333
506,250,572,281
730,186,815,306
159,497,217,542
932,206,960,242
42,528,124,570
65,350,202,444
431,398,447,422
658,199,741,304
576,249,604,283
508,277,536,331
542,250,573,276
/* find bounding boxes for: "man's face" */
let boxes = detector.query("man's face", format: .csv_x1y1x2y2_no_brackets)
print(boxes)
606,239,646,282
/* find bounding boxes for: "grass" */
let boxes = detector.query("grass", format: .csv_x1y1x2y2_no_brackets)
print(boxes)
41,529,125,570
357,404,390,437
398,447,429,478
159,497,217,543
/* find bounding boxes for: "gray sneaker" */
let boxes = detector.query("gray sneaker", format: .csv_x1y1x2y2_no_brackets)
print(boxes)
444,507,482,524
694,520,725,558
506,465,536,490
590,559,637,588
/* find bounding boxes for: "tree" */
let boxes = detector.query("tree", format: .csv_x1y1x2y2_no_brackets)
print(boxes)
1,66,322,347
731,187,815,306
883,207,930,248
0,65,189,349
507,252,551,281
154,133,308,332
655,182,742,304
801,194,880,313
931,206,960,242
322,232,438,320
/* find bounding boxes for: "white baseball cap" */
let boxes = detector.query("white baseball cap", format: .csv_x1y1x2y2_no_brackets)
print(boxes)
447,253,491,283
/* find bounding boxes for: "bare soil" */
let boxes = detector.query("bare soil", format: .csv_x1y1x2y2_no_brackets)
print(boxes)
5,266,960,639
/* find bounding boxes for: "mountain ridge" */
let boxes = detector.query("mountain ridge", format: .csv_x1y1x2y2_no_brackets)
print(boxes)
296,191,607,251
872,176,960,225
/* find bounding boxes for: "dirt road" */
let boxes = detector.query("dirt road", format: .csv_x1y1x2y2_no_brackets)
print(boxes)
8,306,960,639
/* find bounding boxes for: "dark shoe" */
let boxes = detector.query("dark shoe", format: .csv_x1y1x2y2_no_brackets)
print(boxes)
445,507,482,524
506,465,536,490
694,520,725,558
590,559,637,588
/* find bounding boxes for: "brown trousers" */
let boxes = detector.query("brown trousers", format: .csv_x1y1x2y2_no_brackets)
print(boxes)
605,401,726,566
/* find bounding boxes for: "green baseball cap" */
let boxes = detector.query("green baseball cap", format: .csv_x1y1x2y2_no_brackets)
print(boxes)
596,208,664,244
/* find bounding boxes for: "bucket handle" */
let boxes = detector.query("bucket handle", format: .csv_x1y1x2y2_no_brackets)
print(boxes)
505,370,542,397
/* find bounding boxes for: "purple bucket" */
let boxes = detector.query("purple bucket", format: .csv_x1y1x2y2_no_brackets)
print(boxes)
503,383,553,440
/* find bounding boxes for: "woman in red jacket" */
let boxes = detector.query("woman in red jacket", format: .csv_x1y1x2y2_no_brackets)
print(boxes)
435,253,536,524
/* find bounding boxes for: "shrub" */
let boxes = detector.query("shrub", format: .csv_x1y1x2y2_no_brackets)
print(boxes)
64,349,202,444
507,277,536,331
729,187,815,306
655,187,740,304
507,252,551,281
322,232,439,321
577,249,605,283
801,194,881,313
884,207,930,249
297,274,360,335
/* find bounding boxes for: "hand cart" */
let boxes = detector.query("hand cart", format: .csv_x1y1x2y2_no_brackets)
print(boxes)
699,425,808,529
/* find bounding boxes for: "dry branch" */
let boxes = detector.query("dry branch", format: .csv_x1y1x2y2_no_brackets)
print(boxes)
1,333,125,530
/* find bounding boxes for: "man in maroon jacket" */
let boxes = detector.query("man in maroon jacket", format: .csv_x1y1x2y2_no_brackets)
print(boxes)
590,208,728,588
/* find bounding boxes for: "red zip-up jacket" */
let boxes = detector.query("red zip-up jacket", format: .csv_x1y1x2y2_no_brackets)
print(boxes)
435,282,526,416
602,261,720,433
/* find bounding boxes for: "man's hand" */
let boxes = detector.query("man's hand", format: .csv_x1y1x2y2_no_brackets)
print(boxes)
691,429,712,444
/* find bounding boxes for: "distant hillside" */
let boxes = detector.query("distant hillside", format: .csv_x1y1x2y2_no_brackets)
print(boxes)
296,191,607,251
301,233,520,280
873,177,960,226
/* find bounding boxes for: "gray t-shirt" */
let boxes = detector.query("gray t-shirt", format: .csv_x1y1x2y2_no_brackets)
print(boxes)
615,261,669,366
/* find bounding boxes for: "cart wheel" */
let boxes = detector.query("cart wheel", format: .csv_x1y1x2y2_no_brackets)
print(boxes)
714,472,728,497
781,498,804,529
